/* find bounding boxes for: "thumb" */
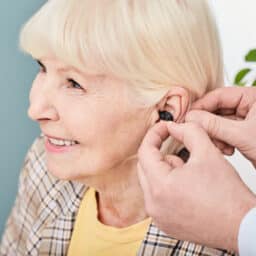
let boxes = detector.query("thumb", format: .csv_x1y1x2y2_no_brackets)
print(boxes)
186,110,241,148
167,122,217,158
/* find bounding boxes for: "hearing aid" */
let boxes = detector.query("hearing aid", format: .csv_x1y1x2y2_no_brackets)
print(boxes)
177,147,190,163
158,111,174,121
158,111,190,162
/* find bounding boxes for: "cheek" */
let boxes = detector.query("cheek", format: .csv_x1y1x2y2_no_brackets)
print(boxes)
62,100,124,142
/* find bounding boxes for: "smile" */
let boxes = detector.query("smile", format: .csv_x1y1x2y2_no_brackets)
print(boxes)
48,137,78,146
44,135,79,153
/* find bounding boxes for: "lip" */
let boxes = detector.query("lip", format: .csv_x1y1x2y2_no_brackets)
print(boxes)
44,135,79,154
44,133,77,141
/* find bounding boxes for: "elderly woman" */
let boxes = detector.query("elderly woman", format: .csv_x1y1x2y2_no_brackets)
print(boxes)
0,0,236,255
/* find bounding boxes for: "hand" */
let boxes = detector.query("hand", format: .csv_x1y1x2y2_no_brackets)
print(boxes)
188,87,256,168
138,121,256,252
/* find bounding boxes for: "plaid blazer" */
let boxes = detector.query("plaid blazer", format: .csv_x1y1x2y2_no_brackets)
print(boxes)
0,136,237,256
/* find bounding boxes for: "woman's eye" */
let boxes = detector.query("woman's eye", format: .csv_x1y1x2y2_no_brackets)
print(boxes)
67,78,84,90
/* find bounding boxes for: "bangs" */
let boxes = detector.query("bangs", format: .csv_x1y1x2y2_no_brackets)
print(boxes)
20,0,143,79
20,0,103,75
19,0,223,104
19,0,188,85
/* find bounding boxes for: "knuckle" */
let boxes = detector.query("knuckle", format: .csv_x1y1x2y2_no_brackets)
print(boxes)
207,116,220,138
186,122,201,132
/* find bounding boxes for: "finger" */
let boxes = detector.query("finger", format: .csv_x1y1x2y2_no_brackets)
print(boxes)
164,155,184,168
212,138,227,152
137,162,152,196
166,122,216,158
138,121,173,179
191,87,255,118
211,139,234,154
186,110,241,148
247,102,256,120
192,87,242,111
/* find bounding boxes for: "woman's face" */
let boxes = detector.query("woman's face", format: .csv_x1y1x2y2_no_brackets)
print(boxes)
28,56,154,180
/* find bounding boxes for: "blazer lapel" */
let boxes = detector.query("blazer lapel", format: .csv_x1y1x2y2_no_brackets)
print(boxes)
26,176,86,255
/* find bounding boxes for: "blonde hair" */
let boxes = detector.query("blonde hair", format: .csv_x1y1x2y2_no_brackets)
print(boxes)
20,0,223,102
20,0,223,154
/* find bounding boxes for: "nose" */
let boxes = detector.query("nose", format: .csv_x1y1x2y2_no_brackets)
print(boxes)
28,78,59,122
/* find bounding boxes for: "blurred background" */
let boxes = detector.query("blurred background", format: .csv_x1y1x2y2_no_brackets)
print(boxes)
212,0,256,193
0,0,256,238
0,0,45,237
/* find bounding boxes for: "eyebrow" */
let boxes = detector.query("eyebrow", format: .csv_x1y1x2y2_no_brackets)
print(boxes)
36,59,75,73
36,59,105,79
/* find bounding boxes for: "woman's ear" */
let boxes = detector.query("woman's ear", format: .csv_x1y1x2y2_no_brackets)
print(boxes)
156,87,190,123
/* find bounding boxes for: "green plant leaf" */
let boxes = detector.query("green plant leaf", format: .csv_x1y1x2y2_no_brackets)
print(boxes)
245,49,256,62
236,83,246,87
234,68,251,85
252,80,256,86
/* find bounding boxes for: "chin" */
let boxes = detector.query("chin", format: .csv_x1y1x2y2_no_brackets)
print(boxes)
45,160,98,182
45,161,74,181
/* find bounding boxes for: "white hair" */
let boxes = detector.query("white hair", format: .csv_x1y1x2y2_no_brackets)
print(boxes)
20,0,223,103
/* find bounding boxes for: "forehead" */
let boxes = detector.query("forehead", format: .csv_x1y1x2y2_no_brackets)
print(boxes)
40,56,125,88
40,55,108,79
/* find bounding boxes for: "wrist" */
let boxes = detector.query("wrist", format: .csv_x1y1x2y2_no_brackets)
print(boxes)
222,195,256,253
231,196,256,252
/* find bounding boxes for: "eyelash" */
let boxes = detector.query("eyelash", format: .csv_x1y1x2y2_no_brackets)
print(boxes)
67,78,83,90
37,62,84,91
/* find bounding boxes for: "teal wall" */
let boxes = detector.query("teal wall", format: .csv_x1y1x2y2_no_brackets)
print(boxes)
0,1,45,238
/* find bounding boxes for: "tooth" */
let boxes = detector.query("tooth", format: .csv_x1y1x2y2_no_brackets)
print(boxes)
64,141,72,146
49,137,77,146
56,140,64,146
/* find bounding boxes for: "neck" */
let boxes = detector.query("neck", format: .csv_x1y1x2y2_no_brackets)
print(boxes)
84,158,148,228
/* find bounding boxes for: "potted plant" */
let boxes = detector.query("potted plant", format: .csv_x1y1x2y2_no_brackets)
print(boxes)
234,49,256,86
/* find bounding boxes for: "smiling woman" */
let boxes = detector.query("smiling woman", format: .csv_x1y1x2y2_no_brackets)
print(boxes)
0,0,236,255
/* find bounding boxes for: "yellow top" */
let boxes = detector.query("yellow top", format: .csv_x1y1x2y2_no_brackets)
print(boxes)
67,188,151,256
